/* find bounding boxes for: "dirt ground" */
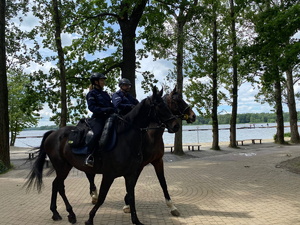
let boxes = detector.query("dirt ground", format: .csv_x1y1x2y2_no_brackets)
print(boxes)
277,156,300,175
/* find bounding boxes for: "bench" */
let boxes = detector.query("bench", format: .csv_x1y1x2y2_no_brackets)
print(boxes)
236,139,262,146
236,140,245,146
248,139,262,144
165,144,201,152
183,144,201,151
165,146,174,153
27,149,40,159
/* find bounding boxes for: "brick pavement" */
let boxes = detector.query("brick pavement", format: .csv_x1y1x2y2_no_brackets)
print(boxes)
1,142,300,225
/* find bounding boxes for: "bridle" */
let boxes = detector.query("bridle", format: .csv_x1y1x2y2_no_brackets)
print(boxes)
144,97,177,131
117,97,177,131
163,94,191,120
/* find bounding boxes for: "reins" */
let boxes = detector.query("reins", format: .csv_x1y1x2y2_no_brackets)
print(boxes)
116,97,174,132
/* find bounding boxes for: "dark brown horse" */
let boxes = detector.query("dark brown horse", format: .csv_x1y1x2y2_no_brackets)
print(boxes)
25,87,179,225
85,87,196,216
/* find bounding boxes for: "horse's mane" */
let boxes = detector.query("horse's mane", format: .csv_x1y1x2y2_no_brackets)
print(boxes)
123,97,147,123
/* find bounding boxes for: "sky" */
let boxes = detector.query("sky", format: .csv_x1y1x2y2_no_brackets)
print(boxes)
16,10,300,127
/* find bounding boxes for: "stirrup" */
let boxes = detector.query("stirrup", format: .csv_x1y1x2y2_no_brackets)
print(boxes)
85,154,94,167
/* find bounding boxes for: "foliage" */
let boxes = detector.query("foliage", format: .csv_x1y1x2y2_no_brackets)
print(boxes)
185,0,228,117
184,112,298,125
28,0,154,125
8,69,42,146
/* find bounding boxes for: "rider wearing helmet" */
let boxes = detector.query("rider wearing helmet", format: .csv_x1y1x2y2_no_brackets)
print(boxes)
85,72,115,167
112,78,139,115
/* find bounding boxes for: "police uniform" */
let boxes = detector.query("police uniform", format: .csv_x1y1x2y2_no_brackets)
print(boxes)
112,90,139,115
86,88,114,154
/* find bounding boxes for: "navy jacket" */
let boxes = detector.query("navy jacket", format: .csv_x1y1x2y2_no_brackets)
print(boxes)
112,90,139,115
86,88,114,118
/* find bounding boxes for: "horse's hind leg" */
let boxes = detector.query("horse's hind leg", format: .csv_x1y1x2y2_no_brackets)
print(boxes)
85,173,98,204
51,165,77,224
152,159,180,216
50,178,62,221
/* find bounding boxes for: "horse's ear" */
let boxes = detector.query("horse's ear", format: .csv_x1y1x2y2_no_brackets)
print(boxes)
158,87,163,97
172,85,177,93
152,86,158,97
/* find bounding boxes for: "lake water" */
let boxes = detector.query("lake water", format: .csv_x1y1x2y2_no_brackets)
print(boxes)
14,122,292,147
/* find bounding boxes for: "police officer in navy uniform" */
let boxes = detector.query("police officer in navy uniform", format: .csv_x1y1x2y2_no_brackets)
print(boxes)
112,78,139,115
85,72,115,167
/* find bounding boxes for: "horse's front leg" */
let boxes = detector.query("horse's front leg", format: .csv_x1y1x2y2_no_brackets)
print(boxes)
85,175,114,225
152,159,180,217
125,174,144,225
123,168,143,214
85,173,98,204
54,165,77,224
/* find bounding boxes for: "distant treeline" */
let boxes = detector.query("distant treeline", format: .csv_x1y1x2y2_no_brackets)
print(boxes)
184,112,297,125
24,112,297,130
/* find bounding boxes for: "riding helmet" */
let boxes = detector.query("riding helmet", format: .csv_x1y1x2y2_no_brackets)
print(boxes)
119,78,132,87
90,72,107,84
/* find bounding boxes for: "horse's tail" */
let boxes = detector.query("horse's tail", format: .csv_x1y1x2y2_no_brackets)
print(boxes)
24,130,54,193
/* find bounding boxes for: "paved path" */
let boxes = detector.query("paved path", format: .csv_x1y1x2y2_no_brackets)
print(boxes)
1,142,300,225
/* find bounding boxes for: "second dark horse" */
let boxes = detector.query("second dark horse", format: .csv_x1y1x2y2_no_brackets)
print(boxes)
86,86,196,216
25,87,179,225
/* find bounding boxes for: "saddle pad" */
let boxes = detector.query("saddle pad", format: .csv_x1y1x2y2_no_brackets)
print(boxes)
71,146,88,155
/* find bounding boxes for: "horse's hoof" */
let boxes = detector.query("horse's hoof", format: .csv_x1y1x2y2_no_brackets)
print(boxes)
171,209,180,217
123,205,130,213
91,191,98,205
85,220,93,225
52,214,62,221
68,214,77,224
92,198,97,205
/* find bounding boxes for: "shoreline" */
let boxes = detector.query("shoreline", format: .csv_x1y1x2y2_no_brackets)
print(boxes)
164,138,276,148
10,138,277,152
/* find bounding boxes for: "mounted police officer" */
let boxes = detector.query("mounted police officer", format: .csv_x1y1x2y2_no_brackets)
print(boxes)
112,78,139,115
85,72,115,167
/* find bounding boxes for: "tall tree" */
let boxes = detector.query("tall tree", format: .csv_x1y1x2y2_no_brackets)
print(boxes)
185,0,228,150
68,0,148,97
211,0,220,150
286,67,300,143
52,0,67,127
30,0,89,126
0,0,10,168
140,0,199,155
228,0,238,148
245,0,300,144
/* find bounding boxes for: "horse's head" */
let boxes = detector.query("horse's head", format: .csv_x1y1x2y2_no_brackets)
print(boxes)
164,86,196,123
148,87,179,133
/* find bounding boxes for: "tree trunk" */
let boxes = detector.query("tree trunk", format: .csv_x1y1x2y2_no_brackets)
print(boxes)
173,19,185,156
286,67,300,143
274,78,285,144
120,25,137,97
0,0,10,168
52,0,67,127
118,0,148,98
211,9,220,150
229,0,238,148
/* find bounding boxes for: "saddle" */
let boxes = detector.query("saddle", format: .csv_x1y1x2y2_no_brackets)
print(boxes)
68,118,92,155
69,115,117,155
